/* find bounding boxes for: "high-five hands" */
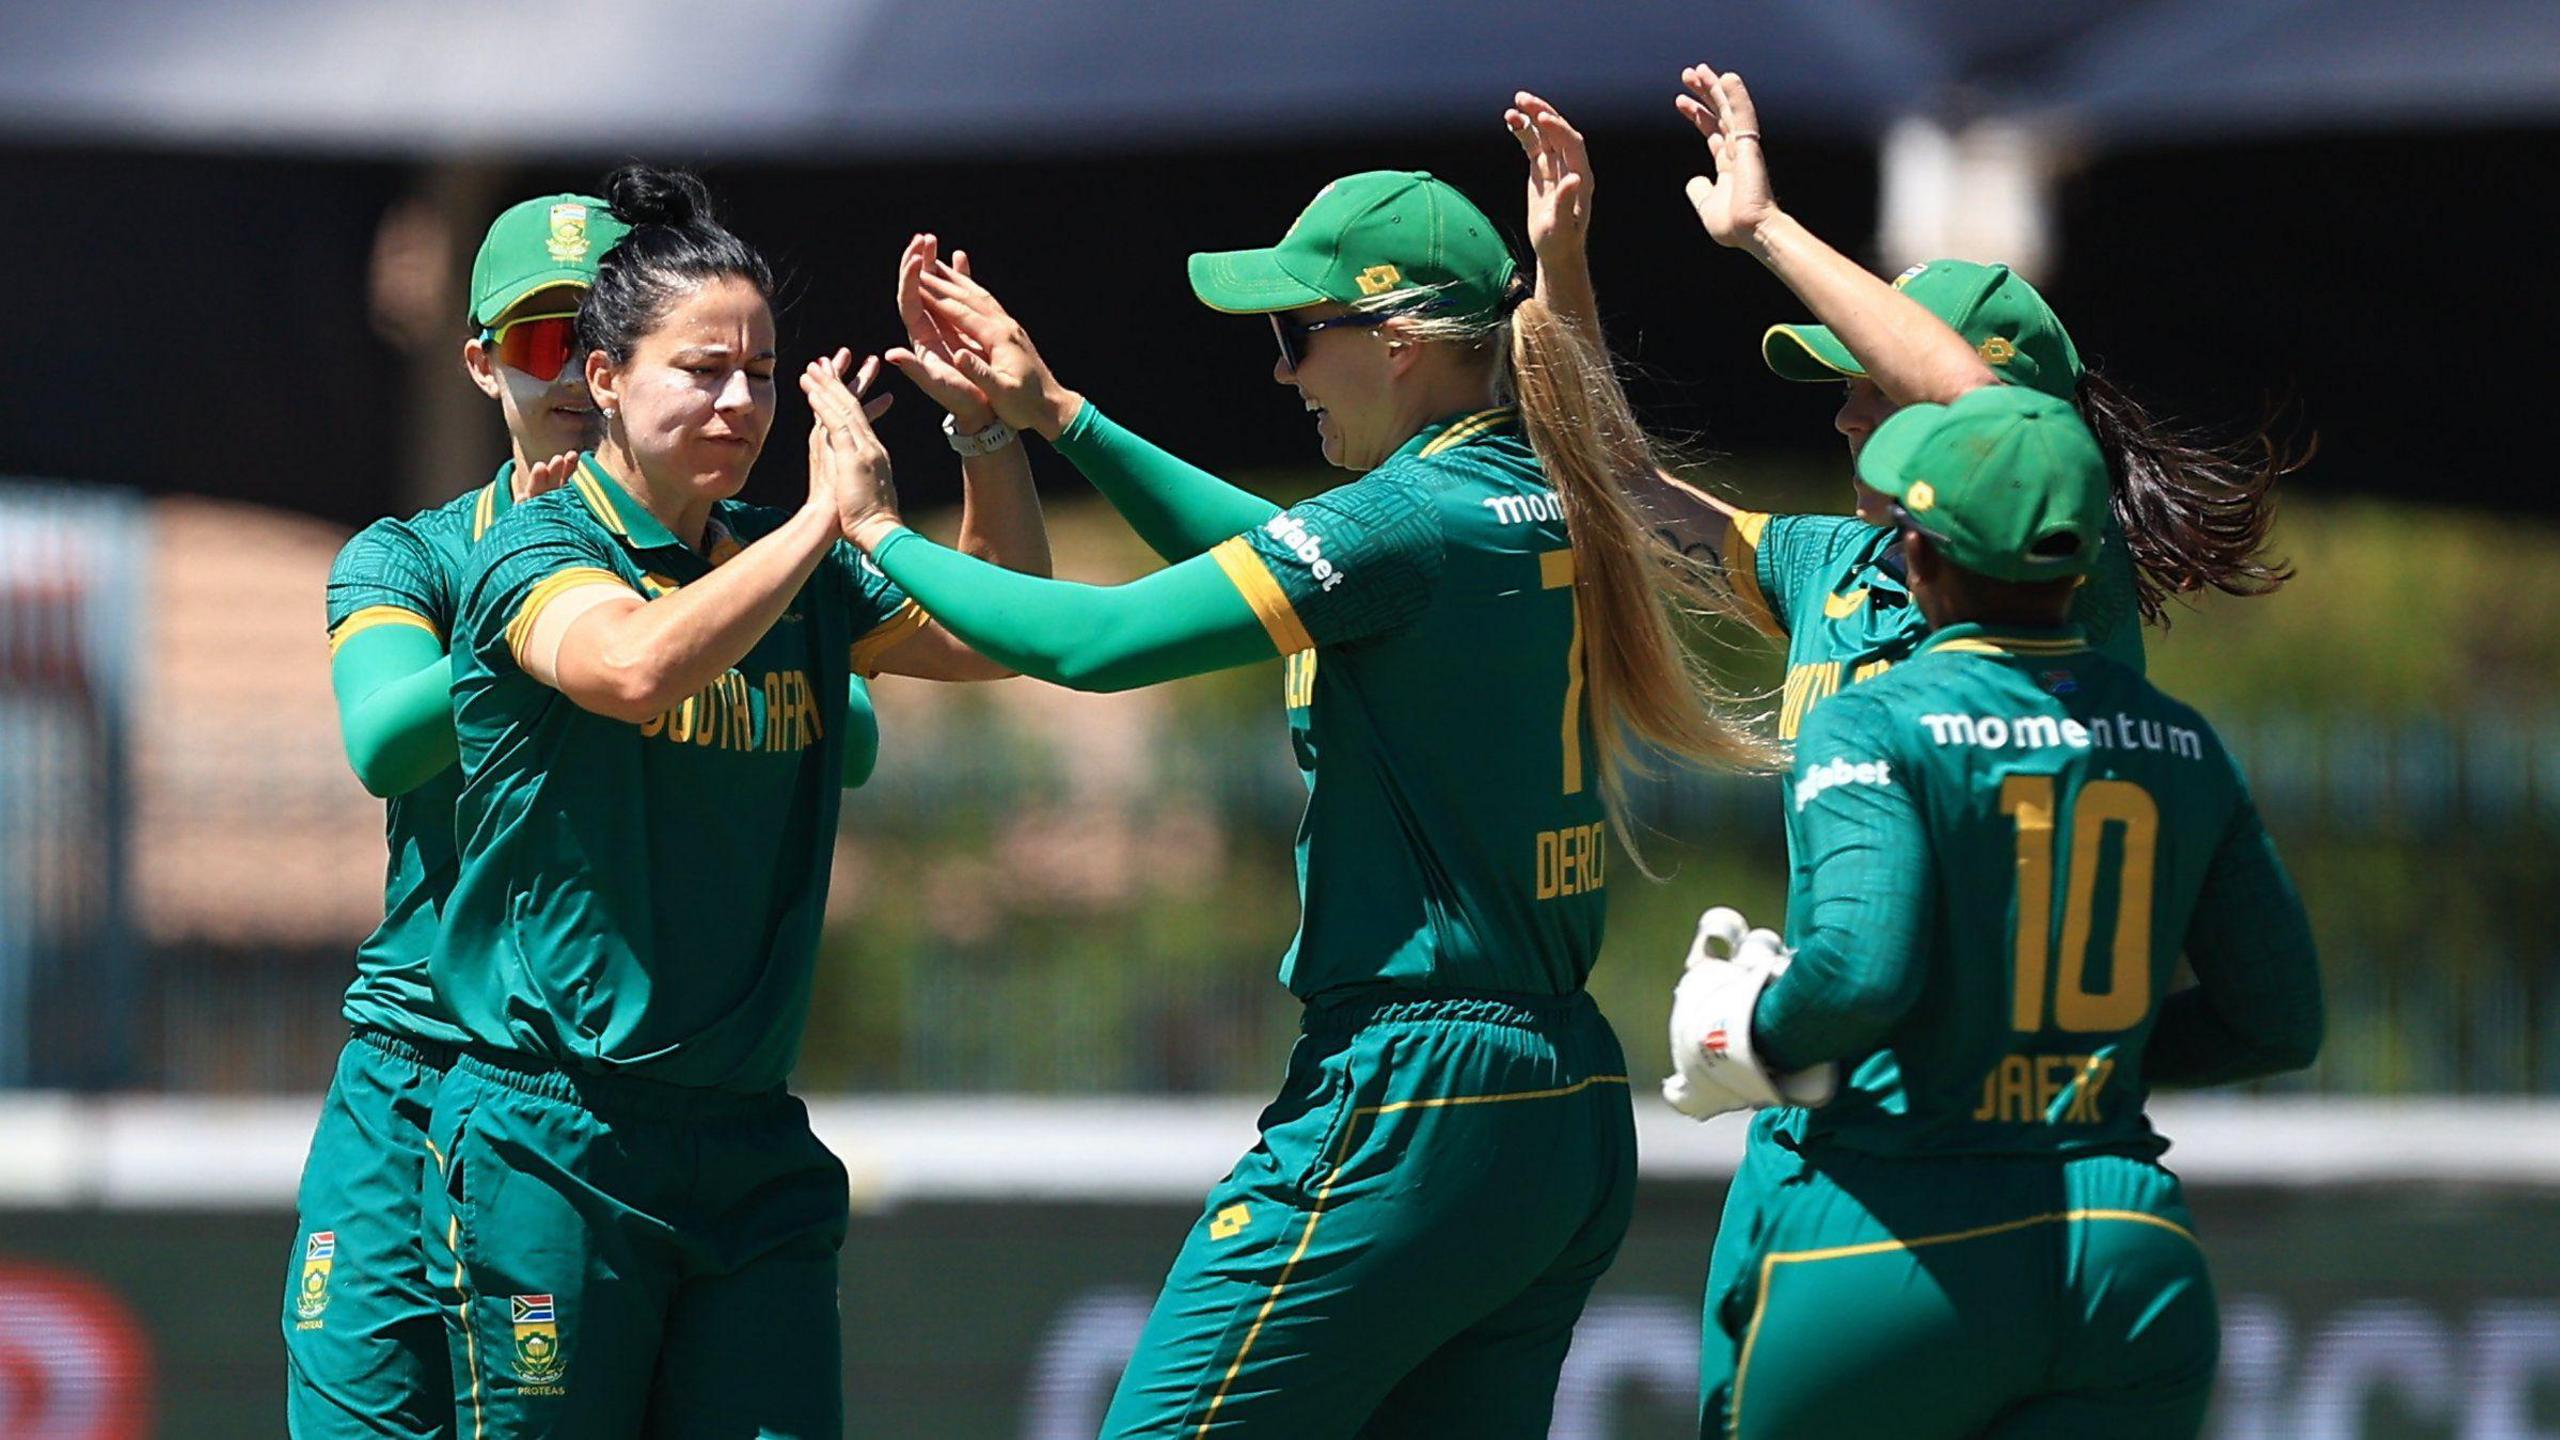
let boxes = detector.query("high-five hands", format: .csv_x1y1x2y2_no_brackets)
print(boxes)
906,256,1083,440
1676,64,1779,252
884,233,1000,433
799,349,904,551
1662,905,1837,1121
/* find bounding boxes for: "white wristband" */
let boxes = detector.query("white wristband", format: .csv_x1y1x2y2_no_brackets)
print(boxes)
943,412,1018,456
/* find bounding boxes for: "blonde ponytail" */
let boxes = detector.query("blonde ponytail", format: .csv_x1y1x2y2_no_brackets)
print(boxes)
1502,296,1779,856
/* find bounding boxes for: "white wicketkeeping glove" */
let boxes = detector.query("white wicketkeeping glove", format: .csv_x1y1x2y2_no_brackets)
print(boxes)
1662,907,1838,1121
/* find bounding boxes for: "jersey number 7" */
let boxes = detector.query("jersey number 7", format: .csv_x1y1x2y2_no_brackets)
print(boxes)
1998,776,2158,1034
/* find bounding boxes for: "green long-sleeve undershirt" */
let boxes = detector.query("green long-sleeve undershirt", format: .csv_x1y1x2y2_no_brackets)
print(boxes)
1052,401,1280,563
332,625,460,798
331,623,885,797
870,526,1276,692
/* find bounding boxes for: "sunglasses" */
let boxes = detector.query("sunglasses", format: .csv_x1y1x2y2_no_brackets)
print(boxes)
481,311,582,383
1269,310,1391,372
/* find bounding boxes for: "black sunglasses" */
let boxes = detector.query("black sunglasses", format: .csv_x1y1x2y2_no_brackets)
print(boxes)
1269,311,1392,372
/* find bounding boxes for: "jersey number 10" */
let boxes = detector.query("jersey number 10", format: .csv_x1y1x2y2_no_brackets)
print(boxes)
1998,776,2159,1034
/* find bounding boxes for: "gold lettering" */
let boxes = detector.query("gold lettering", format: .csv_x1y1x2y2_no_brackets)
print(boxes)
1974,1068,1999,1122
667,695,695,744
1536,831,1561,900
640,711,666,738
2035,1056,2072,1118
2066,1056,2113,1123
1534,824,1609,901
1997,1055,2035,1123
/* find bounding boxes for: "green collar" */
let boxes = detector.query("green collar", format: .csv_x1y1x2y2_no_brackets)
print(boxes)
471,462,517,543
569,453,682,552
1388,405,1520,466
1916,621,2091,660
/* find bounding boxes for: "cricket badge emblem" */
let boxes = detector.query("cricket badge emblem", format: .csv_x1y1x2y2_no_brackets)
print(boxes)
1905,480,1937,512
1354,264,1403,296
511,1294,567,1385
296,1231,336,1325
546,203,592,264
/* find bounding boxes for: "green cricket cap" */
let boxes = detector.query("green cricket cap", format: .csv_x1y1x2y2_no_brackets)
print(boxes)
1188,170,1517,321
468,193,630,328
1856,386,2109,582
1763,259,2084,400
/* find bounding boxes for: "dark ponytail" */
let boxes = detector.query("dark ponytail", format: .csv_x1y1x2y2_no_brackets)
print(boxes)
579,165,774,362
2077,370,2305,626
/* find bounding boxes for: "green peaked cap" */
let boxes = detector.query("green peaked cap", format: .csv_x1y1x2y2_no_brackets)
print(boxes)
469,193,630,328
1764,259,2084,400
1188,170,1517,322
1856,386,2110,582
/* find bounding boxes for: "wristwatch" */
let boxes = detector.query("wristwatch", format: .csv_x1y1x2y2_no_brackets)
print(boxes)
943,413,1018,456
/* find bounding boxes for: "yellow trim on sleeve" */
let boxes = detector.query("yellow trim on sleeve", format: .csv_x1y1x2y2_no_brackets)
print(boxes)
1209,535,1316,657
329,606,441,656
1722,511,1785,639
1194,1073,1630,1435
502,567,632,668
850,598,931,676
1729,1207,2197,1437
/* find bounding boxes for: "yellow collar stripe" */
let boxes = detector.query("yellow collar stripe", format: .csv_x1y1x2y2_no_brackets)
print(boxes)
1210,536,1316,657
1934,636,2090,658
472,483,498,542
329,606,440,657
569,470,628,538
1419,406,1517,457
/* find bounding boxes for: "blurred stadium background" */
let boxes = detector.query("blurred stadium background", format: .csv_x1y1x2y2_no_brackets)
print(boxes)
2,2,2557,1436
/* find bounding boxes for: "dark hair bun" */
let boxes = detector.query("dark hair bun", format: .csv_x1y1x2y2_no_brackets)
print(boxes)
604,165,713,229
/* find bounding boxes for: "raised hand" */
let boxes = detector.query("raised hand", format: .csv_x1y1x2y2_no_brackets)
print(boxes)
514,449,582,503
799,350,903,549
913,258,1082,439
884,233,998,431
1676,64,1777,250
1506,91,1592,269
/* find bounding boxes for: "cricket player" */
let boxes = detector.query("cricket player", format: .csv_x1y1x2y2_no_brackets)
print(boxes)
1507,77,2294,743
1662,383,2323,1437
799,166,1768,1436
419,165,1043,1438
289,191,628,1439
289,190,890,1436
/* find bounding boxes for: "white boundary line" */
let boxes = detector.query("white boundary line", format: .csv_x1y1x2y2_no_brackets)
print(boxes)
1,1095,2554,1211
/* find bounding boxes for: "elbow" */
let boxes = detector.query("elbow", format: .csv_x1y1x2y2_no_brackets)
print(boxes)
578,645,685,725
2265,1009,2325,1076
342,741,404,800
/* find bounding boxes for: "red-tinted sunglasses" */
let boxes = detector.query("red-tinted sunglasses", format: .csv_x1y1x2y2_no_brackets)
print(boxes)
482,311,581,383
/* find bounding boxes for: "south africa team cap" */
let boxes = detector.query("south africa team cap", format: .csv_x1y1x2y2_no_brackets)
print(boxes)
468,193,631,328
1855,386,2109,582
1188,171,1518,322
1763,260,2084,400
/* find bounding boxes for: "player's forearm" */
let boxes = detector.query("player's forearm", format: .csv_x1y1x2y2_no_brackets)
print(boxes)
331,637,459,798
1051,401,1281,563
2151,813,2324,1086
950,442,1052,576
1753,928,1924,1073
1746,211,1996,406
870,528,1272,691
556,505,837,722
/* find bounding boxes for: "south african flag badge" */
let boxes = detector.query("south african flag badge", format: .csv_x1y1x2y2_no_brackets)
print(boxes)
295,1231,336,1324
511,1294,565,1384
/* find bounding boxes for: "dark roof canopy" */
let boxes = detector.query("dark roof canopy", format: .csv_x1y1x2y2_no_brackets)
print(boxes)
3,0,2553,158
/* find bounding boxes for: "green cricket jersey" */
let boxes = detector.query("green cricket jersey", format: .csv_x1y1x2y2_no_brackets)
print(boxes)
438,456,921,1093
1754,623,2321,1159
322,466,523,1047
1725,510,2143,739
1207,407,1607,999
